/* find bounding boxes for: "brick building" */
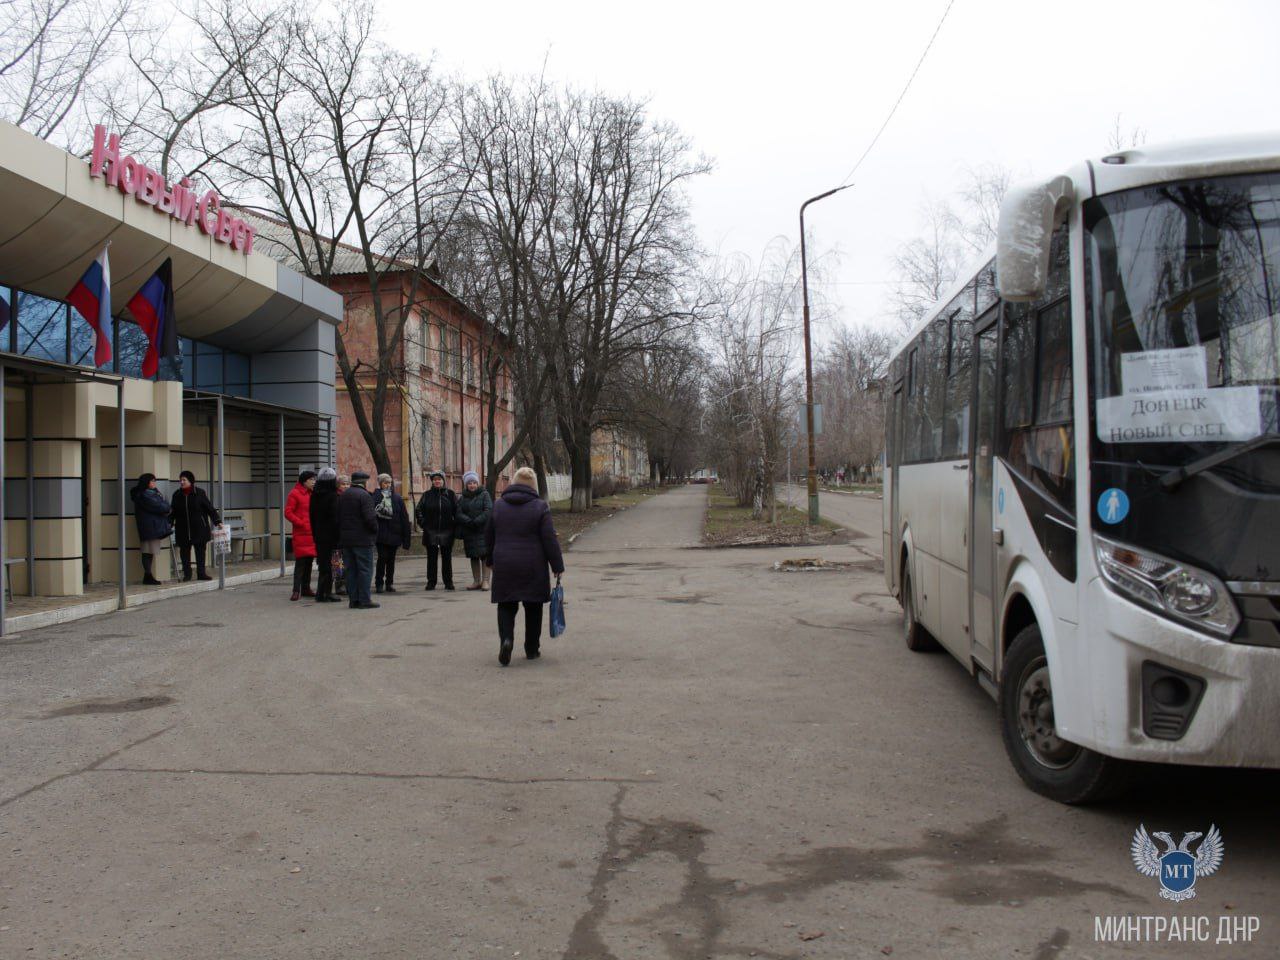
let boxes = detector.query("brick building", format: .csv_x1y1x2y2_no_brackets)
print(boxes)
248,215,516,501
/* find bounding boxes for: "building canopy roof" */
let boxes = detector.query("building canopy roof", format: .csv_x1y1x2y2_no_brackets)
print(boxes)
0,122,341,354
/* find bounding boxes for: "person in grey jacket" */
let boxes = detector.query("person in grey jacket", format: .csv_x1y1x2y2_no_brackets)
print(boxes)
456,471,494,590
337,470,379,609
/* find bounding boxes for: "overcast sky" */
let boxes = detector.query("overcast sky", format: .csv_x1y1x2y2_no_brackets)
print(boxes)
382,0,1280,340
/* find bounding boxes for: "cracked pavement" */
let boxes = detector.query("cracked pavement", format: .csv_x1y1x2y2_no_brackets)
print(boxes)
0,485,1276,958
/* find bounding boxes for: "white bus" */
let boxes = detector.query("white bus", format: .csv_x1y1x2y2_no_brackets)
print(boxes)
883,135,1280,803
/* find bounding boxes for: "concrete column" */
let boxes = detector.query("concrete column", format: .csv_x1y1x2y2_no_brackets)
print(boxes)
278,413,285,577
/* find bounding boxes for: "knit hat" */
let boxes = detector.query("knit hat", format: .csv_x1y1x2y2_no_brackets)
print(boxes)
317,467,337,481
298,469,317,484
429,469,445,481
351,470,370,484
377,473,393,485
462,471,480,486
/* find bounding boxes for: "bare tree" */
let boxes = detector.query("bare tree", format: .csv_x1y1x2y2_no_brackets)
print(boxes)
886,164,1010,336
0,0,128,142
1106,113,1147,152
814,324,894,480
178,0,473,477
703,239,805,519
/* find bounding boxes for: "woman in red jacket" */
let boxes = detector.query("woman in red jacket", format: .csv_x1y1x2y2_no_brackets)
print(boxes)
285,470,317,601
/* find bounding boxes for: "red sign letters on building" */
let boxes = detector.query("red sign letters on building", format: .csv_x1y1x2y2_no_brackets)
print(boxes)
89,125,257,256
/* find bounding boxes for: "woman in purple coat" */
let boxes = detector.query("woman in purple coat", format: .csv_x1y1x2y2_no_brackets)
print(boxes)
484,466,566,666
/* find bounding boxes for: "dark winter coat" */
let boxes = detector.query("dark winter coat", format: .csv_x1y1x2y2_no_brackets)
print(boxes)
373,489,412,549
131,486,172,542
337,484,378,548
284,482,316,558
415,486,458,542
484,483,565,604
309,479,340,551
171,486,220,545
456,487,493,558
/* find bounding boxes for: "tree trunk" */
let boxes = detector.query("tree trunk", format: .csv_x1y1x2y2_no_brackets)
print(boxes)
533,446,549,501
569,441,593,513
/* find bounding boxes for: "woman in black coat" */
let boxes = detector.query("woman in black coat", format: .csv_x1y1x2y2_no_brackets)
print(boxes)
415,470,458,591
373,473,412,593
130,473,171,585
170,470,220,581
308,467,342,603
484,466,565,666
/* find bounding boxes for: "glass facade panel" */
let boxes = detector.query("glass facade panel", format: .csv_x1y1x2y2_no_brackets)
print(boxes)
16,291,67,363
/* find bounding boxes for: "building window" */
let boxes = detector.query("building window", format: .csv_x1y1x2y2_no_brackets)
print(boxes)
439,419,449,471
468,426,477,471
452,422,461,471
14,290,67,364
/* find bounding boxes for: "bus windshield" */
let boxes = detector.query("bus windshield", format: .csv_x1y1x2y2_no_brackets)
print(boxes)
1086,173,1280,458
1085,172,1280,580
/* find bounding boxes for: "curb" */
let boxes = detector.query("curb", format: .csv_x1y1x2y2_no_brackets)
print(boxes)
3,564,294,635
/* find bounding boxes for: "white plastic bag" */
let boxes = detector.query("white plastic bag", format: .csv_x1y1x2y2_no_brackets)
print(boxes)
211,525,231,557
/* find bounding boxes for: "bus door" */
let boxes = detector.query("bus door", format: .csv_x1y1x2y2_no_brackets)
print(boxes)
968,319,999,674
888,381,904,594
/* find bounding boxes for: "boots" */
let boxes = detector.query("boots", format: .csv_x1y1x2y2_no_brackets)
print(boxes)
141,554,161,586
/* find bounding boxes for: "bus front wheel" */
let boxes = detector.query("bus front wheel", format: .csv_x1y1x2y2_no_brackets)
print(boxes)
999,624,1129,804
901,564,939,652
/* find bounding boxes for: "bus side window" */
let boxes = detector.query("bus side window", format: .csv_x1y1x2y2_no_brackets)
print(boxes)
924,319,947,459
942,284,974,458
1000,225,1075,514
905,347,920,461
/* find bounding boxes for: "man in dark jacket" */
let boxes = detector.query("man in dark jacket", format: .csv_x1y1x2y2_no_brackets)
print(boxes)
485,466,566,665
170,470,221,581
415,470,458,591
309,467,342,603
337,469,379,609
373,473,412,593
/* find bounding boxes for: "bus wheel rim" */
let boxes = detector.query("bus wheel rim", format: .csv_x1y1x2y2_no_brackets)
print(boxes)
1016,657,1078,769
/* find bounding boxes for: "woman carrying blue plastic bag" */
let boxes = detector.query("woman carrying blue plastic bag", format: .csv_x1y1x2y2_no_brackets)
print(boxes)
484,466,566,667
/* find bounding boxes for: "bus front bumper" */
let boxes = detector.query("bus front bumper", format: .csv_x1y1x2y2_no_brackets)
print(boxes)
1071,578,1280,767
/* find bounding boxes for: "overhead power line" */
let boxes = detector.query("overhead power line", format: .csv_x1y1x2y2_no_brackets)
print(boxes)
838,0,959,187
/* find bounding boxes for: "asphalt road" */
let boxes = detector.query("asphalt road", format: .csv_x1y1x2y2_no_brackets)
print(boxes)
0,485,1276,959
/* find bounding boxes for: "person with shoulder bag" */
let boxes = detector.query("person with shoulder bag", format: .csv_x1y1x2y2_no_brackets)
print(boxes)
484,466,565,666
309,468,343,603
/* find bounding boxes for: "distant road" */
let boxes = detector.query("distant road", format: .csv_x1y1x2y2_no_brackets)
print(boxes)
784,485,883,558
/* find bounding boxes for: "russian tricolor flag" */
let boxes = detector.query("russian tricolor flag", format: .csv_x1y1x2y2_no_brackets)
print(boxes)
65,244,113,367
126,258,179,378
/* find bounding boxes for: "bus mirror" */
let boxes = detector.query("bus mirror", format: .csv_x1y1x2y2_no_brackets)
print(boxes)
996,175,1074,302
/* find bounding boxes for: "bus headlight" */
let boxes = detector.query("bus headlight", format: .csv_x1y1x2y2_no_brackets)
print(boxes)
1093,535,1240,639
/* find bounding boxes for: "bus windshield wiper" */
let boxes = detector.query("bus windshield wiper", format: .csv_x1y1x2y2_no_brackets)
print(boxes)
1159,435,1280,491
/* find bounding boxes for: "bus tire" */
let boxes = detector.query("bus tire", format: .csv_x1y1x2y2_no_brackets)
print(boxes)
999,623,1129,804
901,564,939,652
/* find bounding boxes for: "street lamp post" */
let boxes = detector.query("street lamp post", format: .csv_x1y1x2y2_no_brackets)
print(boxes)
799,183,853,525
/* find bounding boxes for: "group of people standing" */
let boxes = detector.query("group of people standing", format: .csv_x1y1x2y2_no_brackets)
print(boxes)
131,464,565,665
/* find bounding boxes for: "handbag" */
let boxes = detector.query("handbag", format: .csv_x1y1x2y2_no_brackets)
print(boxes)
331,548,346,581
211,525,231,557
549,575,566,638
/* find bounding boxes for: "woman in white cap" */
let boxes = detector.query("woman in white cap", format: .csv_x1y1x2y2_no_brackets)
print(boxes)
373,473,411,593
456,471,494,590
